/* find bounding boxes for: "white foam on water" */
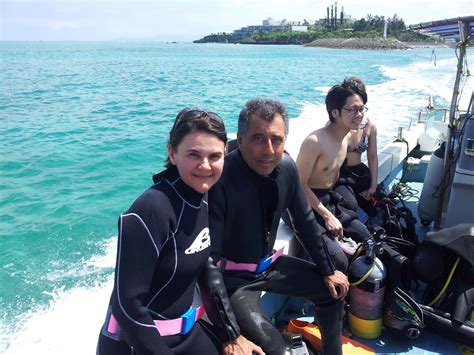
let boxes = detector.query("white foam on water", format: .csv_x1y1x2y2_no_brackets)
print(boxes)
1,237,117,355
2,282,113,355
285,101,329,158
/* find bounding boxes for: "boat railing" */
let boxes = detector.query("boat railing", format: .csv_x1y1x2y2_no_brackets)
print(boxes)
417,106,450,124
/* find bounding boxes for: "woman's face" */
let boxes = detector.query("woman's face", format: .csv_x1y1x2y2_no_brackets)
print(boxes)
168,131,225,193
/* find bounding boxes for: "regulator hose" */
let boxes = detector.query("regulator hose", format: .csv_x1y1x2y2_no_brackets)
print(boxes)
427,257,460,307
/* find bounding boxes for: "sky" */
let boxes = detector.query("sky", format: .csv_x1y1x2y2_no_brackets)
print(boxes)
1,0,473,41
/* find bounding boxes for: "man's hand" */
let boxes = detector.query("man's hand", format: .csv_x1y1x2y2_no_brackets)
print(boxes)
222,335,265,355
324,213,343,238
360,186,377,200
323,270,349,300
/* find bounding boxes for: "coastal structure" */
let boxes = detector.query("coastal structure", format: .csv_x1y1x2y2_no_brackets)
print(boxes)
314,2,355,30
233,18,313,36
233,1,355,36
194,5,433,46
233,3,354,37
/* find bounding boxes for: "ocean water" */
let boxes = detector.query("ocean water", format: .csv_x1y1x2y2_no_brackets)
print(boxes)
0,42,472,353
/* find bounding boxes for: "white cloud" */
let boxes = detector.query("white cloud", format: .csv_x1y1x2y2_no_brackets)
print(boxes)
47,20,79,31
1,0,473,41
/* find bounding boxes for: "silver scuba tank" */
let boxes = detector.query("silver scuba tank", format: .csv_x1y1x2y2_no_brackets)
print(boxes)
347,233,387,339
417,142,446,225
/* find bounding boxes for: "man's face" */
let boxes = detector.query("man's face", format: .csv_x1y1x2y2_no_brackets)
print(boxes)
332,94,365,130
237,113,286,176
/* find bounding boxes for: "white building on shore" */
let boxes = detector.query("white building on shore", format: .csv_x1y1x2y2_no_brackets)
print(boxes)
233,6,355,37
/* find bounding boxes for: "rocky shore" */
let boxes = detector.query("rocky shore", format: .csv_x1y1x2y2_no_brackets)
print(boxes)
304,37,413,50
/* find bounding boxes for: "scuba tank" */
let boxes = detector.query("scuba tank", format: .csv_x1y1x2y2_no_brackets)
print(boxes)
417,141,446,225
347,228,386,339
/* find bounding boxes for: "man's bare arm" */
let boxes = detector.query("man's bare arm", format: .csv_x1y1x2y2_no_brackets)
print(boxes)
296,136,343,237
296,136,325,211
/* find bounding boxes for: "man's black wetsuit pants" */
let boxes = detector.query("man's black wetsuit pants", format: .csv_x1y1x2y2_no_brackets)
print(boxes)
311,188,370,243
223,254,343,355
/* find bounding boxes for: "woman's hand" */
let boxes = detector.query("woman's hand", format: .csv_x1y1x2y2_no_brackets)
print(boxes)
222,335,265,355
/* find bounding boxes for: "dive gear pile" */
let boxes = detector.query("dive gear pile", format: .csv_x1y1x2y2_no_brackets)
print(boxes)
415,224,474,346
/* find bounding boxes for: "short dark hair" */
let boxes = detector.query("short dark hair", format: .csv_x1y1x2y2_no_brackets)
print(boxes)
238,98,289,137
341,76,368,104
325,83,367,122
165,108,227,168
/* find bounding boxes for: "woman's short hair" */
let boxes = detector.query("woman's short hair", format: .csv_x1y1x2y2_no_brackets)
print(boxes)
165,108,227,168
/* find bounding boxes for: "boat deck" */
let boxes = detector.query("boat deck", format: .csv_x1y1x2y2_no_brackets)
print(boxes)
264,178,472,354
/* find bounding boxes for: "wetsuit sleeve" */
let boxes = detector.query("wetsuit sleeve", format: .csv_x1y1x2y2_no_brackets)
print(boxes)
208,181,226,261
111,212,173,355
287,162,336,276
198,257,241,342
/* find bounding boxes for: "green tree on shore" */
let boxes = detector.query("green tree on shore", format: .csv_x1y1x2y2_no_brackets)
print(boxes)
194,14,434,44
352,14,407,36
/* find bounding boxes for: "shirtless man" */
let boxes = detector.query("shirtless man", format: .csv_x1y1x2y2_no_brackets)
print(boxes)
296,83,370,243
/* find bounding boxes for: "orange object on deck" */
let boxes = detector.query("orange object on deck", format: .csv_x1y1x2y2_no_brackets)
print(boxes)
286,319,375,354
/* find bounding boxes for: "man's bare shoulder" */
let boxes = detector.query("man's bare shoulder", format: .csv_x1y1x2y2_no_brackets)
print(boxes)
303,127,327,144
298,128,327,161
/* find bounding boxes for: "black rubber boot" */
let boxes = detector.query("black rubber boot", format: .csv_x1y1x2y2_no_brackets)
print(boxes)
314,301,343,355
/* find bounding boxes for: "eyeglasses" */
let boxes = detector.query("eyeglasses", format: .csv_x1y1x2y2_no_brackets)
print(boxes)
341,106,368,115
172,109,224,132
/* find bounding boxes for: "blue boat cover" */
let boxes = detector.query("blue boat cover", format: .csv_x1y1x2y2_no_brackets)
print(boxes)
409,16,474,41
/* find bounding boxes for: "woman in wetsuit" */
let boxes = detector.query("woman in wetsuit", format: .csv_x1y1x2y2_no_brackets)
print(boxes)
97,109,263,355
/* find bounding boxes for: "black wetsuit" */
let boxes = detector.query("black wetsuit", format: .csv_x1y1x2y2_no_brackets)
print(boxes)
209,150,343,355
311,187,370,243
335,159,372,213
97,166,240,355
338,162,371,194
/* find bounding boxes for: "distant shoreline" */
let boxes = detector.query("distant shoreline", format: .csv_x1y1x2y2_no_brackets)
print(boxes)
403,41,454,48
303,37,449,50
193,37,449,50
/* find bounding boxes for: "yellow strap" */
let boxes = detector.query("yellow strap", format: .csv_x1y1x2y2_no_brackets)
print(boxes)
427,257,460,307
350,261,375,287
459,344,474,355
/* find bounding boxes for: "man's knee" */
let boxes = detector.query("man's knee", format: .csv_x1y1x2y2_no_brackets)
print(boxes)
242,318,286,355
322,234,348,272
229,289,286,354
345,219,370,243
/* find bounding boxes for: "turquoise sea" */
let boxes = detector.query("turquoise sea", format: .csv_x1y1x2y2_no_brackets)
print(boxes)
1,42,472,353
